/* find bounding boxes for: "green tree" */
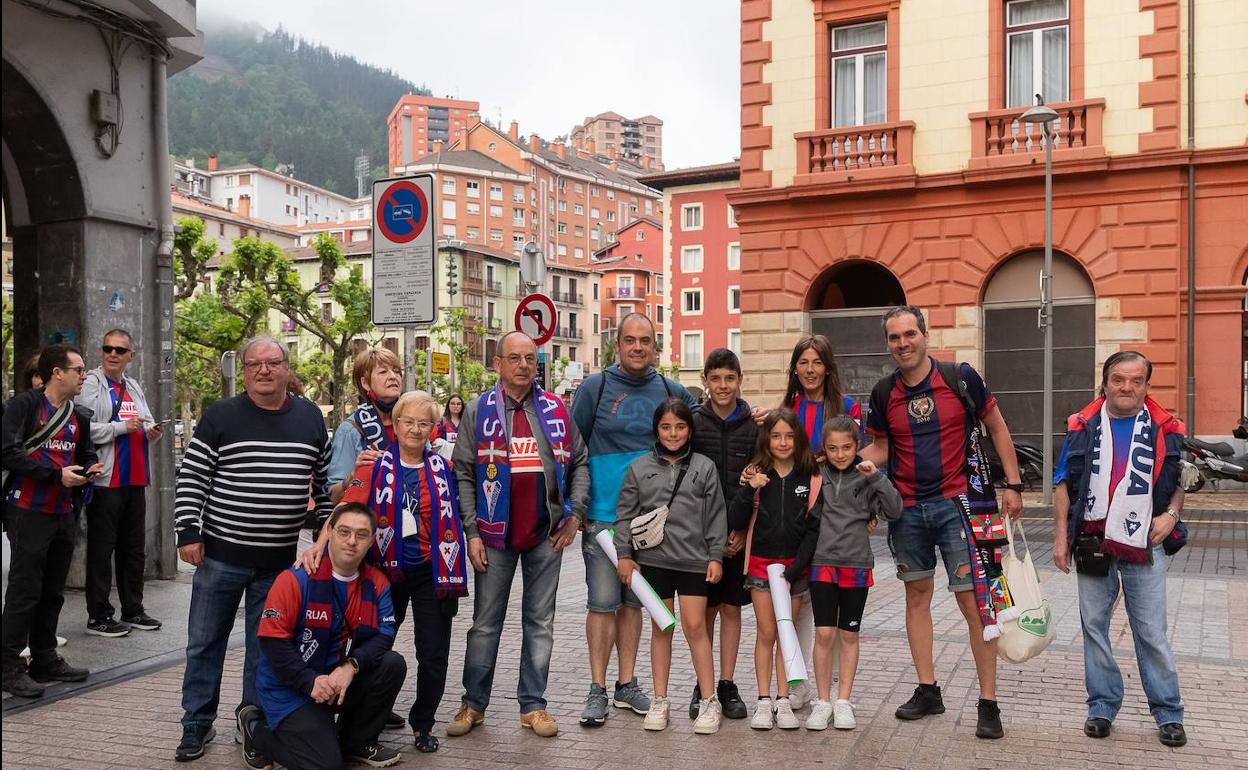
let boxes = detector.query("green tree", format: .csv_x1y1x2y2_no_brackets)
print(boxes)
599,334,618,369
173,216,218,300
428,308,497,400
233,233,371,425
2,293,14,397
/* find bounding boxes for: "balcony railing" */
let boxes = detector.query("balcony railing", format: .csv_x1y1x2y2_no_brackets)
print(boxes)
484,279,503,294
969,98,1105,170
795,121,915,184
552,291,583,305
607,287,635,299
486,317,502,331
555,326,582,340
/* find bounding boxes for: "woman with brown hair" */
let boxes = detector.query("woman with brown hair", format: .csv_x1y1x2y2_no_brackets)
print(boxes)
781,334,862,447
326,348,404,503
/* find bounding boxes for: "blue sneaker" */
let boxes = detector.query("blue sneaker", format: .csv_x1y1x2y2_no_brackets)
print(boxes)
613,678,651,715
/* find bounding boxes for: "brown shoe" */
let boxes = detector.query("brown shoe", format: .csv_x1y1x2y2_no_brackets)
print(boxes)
520,709,559,737
446,705,484,737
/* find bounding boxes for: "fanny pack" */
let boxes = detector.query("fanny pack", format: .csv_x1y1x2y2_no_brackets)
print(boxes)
631,459,690,551
1073,532,1111,577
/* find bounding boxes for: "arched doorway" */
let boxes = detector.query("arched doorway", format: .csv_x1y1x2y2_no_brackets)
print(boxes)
982,251,1095,459
808,260,906,403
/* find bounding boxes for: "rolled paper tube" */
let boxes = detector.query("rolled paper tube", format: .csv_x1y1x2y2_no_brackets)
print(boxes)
593,528,677,632
765,563,807,686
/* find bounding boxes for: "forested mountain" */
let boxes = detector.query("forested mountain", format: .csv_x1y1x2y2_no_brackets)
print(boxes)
169,19,427,196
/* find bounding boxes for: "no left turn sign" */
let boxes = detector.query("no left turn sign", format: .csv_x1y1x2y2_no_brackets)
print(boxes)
515,293,558,346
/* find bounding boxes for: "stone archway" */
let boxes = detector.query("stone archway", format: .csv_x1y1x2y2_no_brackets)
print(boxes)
807,259,906,402
982,250,1095,457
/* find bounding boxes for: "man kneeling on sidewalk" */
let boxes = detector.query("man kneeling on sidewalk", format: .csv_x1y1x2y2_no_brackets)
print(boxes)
239,503,405,770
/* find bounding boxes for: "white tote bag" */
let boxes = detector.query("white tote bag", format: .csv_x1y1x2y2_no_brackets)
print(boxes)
996,516,1055,663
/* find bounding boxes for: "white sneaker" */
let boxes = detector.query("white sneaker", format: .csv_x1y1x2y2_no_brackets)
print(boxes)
789,681,812,710
806,699,833,730
775,696,801,729
643,696,670,731
750,697,775,730
833,699,856,730
693,696,722,734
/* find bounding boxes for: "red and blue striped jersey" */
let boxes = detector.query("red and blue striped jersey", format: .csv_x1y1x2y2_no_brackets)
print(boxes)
792,394,862,448
7,396,80,514
867,360,996,507
809,565,874,587
108,378,150,487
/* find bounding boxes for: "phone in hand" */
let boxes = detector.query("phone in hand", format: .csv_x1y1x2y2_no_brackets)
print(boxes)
80,469,102,480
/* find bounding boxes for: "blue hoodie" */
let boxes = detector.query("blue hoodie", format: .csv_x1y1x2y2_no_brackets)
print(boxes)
571,363,695,522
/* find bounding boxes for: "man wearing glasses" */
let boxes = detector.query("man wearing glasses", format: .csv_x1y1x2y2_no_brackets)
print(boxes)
174,336,333,765
77,328,165,638
446,331,589,739
2,344,102,698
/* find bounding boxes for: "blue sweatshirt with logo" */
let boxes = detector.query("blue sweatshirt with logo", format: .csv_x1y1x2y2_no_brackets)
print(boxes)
571,364,694,522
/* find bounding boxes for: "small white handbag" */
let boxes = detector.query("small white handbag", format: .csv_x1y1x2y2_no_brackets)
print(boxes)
996,515,1056,663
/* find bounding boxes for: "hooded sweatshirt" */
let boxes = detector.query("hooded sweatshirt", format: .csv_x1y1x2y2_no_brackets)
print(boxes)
728,468,819,560
789,459,904,575
613,446,726,573
571,363,695,522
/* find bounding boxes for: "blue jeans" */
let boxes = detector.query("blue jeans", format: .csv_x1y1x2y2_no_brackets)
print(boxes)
1078,545,1183,726
180,557,280,728
581,520,642,612
887,498,972,592
462,539,562,713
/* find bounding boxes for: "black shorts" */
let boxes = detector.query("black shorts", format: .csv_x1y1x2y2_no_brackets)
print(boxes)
639,564,709,601
809,582,870,632
707,551,750,609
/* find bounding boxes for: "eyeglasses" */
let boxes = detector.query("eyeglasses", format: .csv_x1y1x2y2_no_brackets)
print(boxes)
396,417,435,432
504,354,537,365
243,359,287,371
59,366,86,376
333,526,373,543
101,345,131,355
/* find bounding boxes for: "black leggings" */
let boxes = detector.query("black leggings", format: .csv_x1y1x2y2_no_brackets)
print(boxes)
390,566,458,732
809,582,869,631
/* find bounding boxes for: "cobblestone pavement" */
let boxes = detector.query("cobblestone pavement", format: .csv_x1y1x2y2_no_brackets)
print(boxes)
4,520,1247,770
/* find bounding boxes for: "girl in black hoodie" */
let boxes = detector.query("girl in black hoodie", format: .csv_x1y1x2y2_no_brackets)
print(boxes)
728,409,820,731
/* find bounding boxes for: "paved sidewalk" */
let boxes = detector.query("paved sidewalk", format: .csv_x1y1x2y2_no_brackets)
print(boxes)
3,529,1247,770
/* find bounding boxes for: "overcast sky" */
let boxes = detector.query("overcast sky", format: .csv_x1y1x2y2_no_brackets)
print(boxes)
200,0,741,170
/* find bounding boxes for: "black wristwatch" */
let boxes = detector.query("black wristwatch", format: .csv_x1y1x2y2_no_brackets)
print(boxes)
1004,482,1025,493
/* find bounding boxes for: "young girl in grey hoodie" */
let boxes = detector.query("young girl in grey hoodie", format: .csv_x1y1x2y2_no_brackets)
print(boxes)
786,416,902,731
615,398,726,735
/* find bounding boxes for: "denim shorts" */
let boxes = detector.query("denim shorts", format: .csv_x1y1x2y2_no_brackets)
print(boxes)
582,519,643,613
887,498,973,592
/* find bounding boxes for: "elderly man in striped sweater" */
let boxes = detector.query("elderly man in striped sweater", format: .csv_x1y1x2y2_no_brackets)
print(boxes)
173,336,333,766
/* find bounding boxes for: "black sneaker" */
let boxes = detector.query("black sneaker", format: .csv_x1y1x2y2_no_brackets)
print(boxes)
2,666,46,698
175,723,216,762
122,612,163,631
895,684,945,720
1084,717,1112,738
688,683,702,720
717,680,748,720
1159,722,1187,747
237,705,273,770
86,618,131,637
347,742,402,767
28,655,88,682
976,698,1004,739
384,710,406,730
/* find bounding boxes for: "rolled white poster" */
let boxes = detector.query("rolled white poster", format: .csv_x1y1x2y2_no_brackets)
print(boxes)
593,528,677,632
766,563,808,686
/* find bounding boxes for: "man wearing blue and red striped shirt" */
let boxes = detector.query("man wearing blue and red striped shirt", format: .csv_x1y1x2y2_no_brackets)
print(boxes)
863,306,1025,740
2,344,101,698
78,329,166,638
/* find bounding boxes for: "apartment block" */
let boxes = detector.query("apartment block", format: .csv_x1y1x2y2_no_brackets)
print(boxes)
571,111,665,170
387,94,481,171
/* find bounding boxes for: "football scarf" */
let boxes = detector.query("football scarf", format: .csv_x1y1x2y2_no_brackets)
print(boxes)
296,547,381,674
1085,400,1155,563
350,398,396,450
474,382,573,550
368,444,469,598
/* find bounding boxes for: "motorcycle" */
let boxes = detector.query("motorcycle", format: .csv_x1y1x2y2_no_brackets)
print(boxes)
990,440,1045,491
1180,417,1248,493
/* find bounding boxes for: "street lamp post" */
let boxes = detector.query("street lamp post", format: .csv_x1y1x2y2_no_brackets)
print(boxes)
1020,102,1060,505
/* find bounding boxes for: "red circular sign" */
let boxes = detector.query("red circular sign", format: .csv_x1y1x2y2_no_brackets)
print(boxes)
515,294,558,345
375,180,429,244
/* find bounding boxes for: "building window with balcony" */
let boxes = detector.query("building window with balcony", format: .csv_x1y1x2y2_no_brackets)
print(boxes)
681,332,703,369
442,176,456,195
1006,0,1069,108
728,285,741,313
831,20,887,127
681,203,703,231
466,226,480,240
490,228,503,242
512,233,525,252
681,245,704,273
512,209,525,226
466,180,480,198
682,289,703,315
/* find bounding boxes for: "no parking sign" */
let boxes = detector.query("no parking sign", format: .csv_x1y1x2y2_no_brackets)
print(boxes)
372,175,436,324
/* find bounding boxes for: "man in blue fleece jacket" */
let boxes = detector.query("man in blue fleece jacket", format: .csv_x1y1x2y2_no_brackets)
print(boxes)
570,313,695,726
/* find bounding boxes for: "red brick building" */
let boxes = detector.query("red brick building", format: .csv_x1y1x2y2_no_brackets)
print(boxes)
732,0,1248,447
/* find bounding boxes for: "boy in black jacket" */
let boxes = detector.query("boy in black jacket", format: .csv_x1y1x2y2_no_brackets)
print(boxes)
1,344,101,698
688,348,757,720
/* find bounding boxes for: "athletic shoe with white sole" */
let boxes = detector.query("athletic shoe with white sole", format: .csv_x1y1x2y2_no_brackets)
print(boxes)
750,697,775,730
833,699,857,730
806,699,833,730
693,696,722,735
774,696,801,729
643,696,670,731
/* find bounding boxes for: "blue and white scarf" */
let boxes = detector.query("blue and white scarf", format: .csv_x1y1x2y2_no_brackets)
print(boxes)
1086,401,1155,563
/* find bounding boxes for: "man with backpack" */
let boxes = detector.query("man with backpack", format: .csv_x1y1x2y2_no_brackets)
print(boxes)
2,344,102,698
862,305,1025,740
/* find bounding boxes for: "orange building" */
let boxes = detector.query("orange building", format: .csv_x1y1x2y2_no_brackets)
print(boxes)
732,0,1247,448
595,217,666,351
571,111,665,170
387,94,481,171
